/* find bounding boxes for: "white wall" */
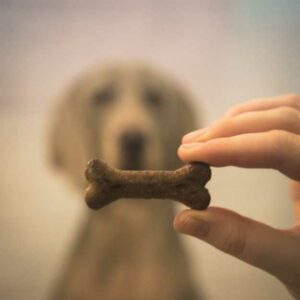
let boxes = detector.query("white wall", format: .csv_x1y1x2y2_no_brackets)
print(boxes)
1,1,299,299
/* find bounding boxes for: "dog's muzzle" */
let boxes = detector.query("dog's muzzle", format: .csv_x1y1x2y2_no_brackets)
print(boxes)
119,129,146,170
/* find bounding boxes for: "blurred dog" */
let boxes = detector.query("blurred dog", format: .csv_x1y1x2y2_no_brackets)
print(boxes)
50,63,203,300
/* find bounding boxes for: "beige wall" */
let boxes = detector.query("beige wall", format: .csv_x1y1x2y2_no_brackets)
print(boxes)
1,1,299,299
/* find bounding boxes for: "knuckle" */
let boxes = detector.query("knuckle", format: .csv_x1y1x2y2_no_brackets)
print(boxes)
278,106,299,118
213,118,233,134
221,224,247,257
284,93,300,109
271,129,298,148
270,130,287,159
270,129,289,147
276,106,300,130
269,130,296,169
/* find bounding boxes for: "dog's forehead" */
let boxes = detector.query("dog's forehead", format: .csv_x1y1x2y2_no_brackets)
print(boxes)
92,65,169,88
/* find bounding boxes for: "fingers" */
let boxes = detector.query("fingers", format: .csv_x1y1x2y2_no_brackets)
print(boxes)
178,94,300,296
225,94,300,118
182,106,300,144
180,94,300,180
178,131,300,180
174,207,300,283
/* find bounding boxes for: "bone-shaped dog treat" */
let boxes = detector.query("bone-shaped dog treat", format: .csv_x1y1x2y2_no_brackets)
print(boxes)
85,159,211,210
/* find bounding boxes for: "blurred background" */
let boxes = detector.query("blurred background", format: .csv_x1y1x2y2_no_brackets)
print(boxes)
1,0,300,299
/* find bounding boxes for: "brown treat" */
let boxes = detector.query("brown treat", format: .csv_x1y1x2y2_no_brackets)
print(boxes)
85,159,211,210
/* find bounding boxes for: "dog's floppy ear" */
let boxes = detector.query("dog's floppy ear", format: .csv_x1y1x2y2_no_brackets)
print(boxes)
165,83,200,169
49,78,98,188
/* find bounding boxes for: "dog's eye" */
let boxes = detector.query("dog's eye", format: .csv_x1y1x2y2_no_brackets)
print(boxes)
143,88,163,108
92,86,115,107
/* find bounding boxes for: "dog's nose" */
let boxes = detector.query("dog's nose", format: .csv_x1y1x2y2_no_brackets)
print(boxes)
119,130,145,154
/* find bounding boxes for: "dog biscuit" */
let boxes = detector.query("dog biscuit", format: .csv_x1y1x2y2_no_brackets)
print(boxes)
85,159,211,210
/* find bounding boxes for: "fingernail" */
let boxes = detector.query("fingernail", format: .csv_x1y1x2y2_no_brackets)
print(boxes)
178,216,209,237
182,128,208,143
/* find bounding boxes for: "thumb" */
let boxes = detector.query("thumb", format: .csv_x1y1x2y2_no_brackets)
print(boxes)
174,207,299,281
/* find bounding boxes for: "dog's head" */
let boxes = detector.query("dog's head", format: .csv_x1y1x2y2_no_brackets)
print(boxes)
50,63,199,188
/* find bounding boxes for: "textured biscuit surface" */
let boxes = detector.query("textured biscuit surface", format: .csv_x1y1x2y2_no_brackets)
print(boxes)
85,159,211,210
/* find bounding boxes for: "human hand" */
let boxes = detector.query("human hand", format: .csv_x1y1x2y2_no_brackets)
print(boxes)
174,94,300,298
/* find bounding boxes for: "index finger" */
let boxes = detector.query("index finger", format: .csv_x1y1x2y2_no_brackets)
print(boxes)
178,130,300,181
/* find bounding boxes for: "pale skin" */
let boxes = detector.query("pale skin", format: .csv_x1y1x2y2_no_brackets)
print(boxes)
174,94,300,299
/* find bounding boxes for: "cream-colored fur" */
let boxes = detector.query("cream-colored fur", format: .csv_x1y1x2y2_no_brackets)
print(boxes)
50,63,204,300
